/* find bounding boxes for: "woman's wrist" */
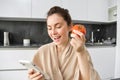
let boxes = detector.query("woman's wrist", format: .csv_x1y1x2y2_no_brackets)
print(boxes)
76,45,85,53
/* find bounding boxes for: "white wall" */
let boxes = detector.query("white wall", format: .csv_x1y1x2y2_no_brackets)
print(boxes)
114,0,120,78
108,0,117,8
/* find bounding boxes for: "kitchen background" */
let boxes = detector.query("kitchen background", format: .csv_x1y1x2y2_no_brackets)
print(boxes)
0,20,116,46
0,0,120,80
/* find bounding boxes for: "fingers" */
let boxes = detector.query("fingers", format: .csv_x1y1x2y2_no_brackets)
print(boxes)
70,30,86,51
30,72,43,80
28,69,43,80
28,69,34,74
71,30,86,42
70,38,76,47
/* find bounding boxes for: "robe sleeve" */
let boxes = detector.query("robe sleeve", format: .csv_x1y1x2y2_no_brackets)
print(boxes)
32,48,43,70
31,48,46,80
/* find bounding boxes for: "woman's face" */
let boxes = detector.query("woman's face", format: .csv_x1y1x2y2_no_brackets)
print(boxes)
47,14,70,45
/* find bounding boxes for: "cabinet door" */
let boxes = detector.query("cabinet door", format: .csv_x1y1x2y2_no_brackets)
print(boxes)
115,0,120,78
32,0,62,18
108,0,117,8
88,47,116,80
62,0,87,20
0,49,37,69
0,70,28,80
0,0,31,18
87,0,108,22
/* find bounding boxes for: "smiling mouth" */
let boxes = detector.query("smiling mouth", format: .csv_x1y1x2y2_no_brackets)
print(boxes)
53,36,61,42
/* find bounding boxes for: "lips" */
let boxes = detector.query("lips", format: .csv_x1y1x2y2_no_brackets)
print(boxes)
53,36,61,42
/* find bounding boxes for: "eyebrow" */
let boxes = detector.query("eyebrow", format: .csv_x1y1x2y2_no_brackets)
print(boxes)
47,23,60,27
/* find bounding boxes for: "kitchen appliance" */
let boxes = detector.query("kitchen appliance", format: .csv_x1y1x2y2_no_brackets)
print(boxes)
91,31,94,43
23,39,30,46
4,32,10,46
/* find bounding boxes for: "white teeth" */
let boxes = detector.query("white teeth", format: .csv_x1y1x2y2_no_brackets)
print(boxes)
54,37,59,39
54,36,60,40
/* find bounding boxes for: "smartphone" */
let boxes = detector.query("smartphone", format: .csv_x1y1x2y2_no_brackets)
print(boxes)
19,60,50,80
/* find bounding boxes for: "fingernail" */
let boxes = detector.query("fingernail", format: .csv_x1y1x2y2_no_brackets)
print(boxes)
73,30,76,32
40,74,43,77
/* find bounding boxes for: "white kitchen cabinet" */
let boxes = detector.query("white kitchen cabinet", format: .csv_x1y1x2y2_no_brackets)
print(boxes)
108,0,117,21
32,0,62,18
32,0,108,21
88,47,116,80
0,49,37,69
0,70,28,80
108,0,117,8
0,0,109,22
0,49,37,80
114,0,120,78
108,6,117,21
62,0,87,21
87,0,108,22
0,0,31,18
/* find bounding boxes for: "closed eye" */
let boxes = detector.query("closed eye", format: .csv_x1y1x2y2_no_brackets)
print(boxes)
47,26,52,30
56,26,61,28
56,24,62,29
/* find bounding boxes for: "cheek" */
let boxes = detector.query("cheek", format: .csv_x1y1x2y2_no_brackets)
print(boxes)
47,30,52,37
60,28,69,36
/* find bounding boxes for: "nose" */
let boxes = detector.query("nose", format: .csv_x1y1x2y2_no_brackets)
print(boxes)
51,29,57,35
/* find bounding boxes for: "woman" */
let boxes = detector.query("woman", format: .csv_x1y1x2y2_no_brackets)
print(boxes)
28,6,101,80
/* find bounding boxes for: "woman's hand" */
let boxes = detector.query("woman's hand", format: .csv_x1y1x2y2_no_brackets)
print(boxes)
28,69,43,80
70,30,86,52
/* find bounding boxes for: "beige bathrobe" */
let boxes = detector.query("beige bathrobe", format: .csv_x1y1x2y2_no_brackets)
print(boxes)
33,42,101,80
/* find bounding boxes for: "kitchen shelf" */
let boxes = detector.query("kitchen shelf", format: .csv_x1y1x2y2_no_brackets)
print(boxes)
0,44,42,49
0,43,116,49
0,17,117,24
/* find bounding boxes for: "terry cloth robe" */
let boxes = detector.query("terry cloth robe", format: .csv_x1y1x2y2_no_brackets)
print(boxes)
33,42,101,80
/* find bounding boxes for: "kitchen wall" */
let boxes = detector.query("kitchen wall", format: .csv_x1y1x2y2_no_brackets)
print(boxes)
0,21,52,45
0,20,116,46
83,23,116,43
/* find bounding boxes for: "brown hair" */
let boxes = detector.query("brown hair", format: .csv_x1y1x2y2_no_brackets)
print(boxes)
47,6,72,26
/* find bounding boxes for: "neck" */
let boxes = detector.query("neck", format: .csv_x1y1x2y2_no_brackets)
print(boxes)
56,39,69,53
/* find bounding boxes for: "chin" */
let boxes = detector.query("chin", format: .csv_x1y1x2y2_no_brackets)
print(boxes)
53,41,62,45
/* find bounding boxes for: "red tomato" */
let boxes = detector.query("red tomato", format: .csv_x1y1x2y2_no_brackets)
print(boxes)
71,24,86,35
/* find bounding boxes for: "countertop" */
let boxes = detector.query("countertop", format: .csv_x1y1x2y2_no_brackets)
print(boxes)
0,43,116,49
0,44,42,49
85,43,116,47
